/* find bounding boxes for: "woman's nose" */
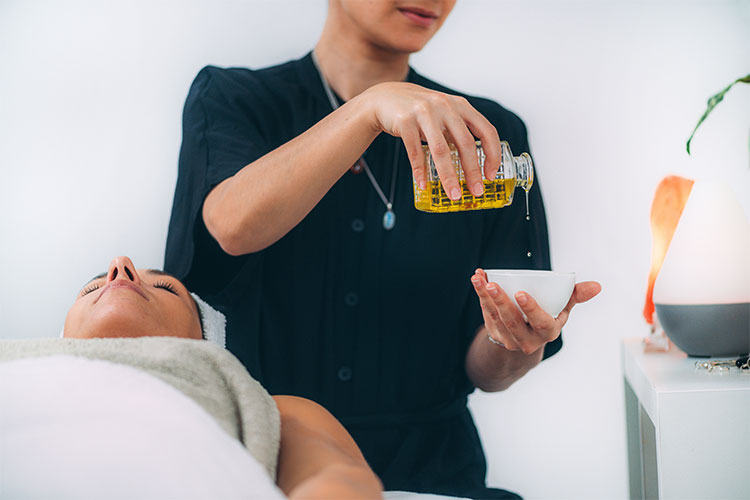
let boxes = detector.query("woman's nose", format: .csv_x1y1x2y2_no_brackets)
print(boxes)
106,256,140,284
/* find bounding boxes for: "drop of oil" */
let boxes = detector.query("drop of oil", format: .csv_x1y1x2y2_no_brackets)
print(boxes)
525,190,530,220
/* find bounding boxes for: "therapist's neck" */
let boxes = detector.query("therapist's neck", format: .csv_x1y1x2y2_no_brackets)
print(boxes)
314,23,410,101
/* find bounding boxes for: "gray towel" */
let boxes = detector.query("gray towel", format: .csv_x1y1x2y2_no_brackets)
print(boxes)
0,337,280,479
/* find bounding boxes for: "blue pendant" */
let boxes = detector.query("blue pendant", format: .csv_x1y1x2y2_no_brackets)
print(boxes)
382,210,396,230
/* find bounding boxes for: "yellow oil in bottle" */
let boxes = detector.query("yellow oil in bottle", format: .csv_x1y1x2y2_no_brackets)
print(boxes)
413,141,534,214
414,178,518,213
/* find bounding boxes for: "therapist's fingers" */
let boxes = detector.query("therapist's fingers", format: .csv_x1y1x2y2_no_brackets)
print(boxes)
368,82,500,197
554,281,603,328
454,98,502,181
400,122,427,189
470,273,522,350
472,275,525,351
474,268,488,283
471,272,499,326
420,115,461,200
573,281,602,304
443,108,483,197
514,292,559,341
483,281,536,352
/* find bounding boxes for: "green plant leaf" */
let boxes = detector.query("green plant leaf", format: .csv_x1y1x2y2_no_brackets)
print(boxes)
686,73,750,155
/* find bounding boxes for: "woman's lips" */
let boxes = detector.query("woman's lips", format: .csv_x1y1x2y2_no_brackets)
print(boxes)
399,7,438,28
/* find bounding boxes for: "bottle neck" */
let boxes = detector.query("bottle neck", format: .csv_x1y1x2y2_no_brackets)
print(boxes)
514,153,534,192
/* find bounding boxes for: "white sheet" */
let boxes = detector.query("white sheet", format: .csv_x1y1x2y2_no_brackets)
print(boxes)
0,355,284,499
1,336,281,478
384,492,470,500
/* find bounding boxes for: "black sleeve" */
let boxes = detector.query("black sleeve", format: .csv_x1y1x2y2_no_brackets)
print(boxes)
164,66,272,288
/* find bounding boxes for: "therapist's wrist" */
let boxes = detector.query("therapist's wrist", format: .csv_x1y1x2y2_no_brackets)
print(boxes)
349,86,383,136
465,325,544,392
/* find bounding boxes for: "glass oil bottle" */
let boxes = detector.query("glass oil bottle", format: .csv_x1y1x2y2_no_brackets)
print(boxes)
413,141,534,213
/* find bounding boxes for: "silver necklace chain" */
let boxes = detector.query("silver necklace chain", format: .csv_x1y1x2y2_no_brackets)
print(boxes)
311,52,398,230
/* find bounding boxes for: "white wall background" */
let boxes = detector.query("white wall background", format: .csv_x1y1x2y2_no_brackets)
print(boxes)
1,1,748,498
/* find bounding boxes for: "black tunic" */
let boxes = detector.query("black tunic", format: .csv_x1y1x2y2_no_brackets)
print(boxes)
165,52,560,499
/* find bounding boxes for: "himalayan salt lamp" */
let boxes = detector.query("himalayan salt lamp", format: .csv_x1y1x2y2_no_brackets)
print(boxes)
643,176,695,325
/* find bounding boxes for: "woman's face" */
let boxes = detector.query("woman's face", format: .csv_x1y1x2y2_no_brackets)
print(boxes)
331,0,457,54
63,256,202,341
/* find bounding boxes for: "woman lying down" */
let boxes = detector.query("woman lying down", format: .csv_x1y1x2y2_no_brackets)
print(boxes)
0,256,383,499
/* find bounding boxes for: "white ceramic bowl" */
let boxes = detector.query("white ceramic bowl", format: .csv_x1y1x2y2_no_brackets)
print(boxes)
485,270,576,317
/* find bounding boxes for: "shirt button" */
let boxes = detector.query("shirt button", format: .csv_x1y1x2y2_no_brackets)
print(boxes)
337,366,352,382
527,251,532,258
351,218,365,232
344,292,359,307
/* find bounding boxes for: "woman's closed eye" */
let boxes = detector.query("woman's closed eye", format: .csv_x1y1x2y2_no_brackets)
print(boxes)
79,280,179,298
153,280,178,295
80,283,101,297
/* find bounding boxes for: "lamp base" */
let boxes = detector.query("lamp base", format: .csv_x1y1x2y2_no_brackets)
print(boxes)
655,303,749,357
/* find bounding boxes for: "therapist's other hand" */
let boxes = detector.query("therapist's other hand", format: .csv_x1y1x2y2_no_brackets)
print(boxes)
471,269,601,354
362,82,501,201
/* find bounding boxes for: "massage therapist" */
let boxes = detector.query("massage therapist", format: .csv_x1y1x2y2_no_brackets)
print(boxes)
165,1,600,498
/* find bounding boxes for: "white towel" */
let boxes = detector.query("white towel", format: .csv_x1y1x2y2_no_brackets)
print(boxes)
191,292,226,348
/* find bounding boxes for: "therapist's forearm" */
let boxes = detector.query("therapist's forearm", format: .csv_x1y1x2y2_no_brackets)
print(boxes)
465,326,544,392
203,92,379,256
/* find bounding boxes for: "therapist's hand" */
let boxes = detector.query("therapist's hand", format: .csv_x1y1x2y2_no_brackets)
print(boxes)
470,269,601,354
361,82,502,201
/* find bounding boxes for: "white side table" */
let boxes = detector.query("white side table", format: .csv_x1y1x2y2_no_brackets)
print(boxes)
621,338,750,500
